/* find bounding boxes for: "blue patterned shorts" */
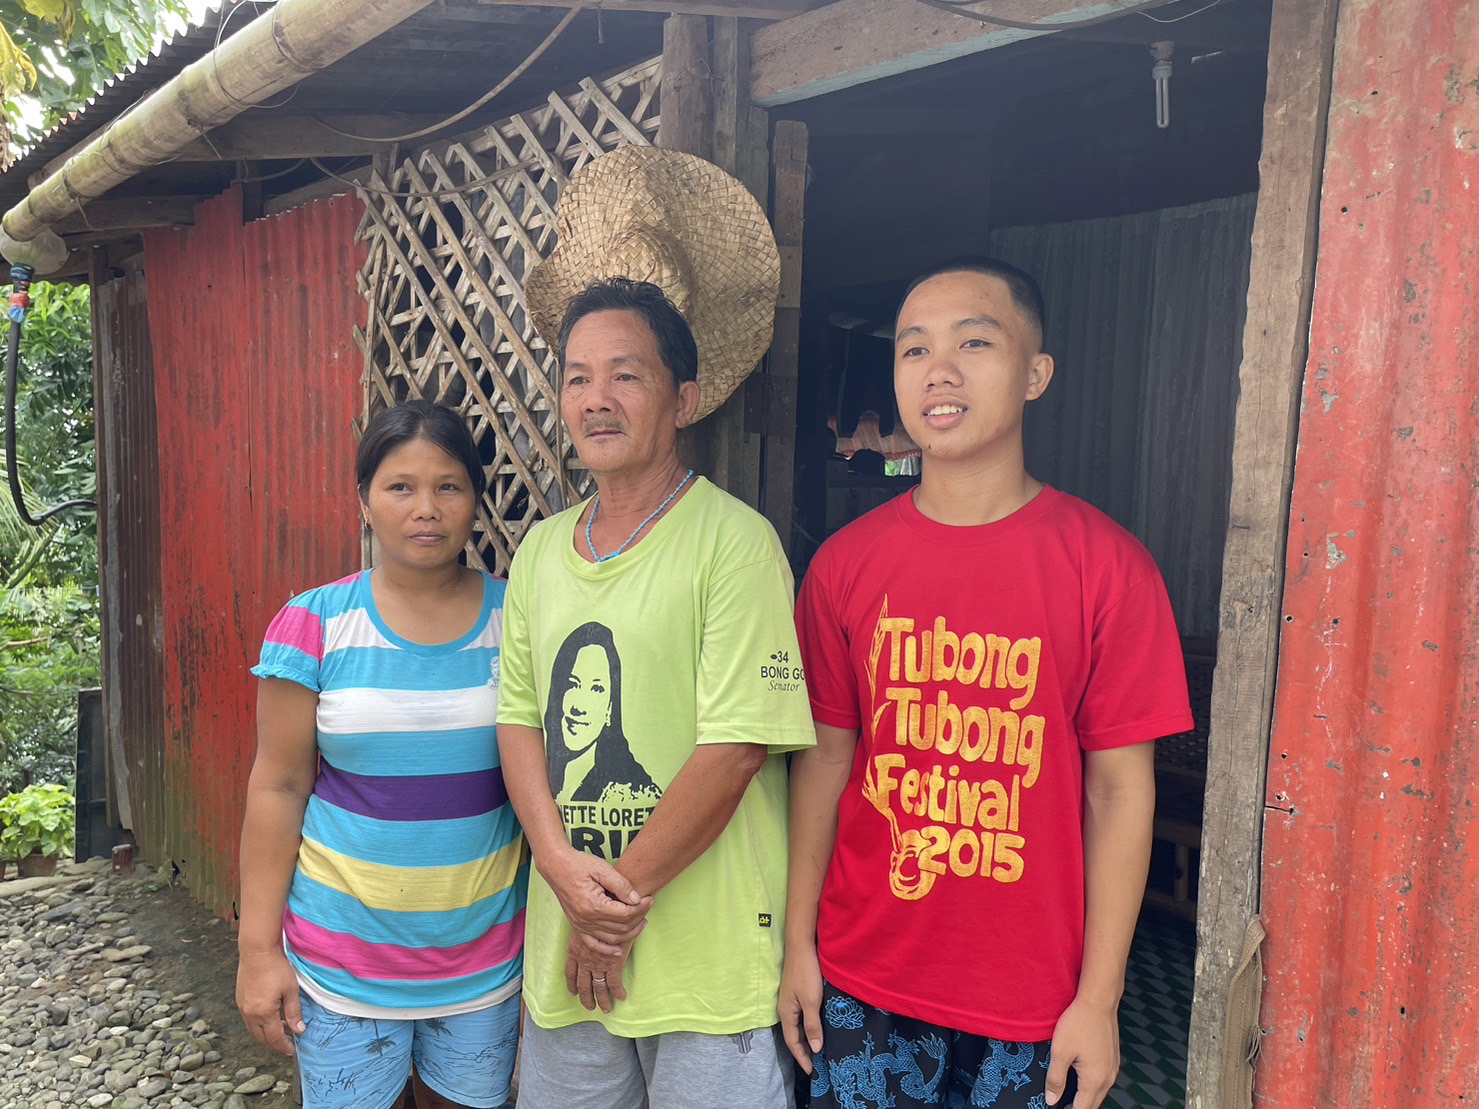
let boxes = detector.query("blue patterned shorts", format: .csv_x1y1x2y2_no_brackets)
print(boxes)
293,991,519,1109
805,980,1076,1109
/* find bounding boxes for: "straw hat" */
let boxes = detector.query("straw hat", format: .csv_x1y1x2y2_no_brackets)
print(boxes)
525,146,781,422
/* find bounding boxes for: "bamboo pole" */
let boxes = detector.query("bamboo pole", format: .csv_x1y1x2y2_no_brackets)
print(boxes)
1,0,441,248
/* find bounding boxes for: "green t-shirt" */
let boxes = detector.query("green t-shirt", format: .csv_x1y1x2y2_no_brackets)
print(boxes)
498,477,816,1036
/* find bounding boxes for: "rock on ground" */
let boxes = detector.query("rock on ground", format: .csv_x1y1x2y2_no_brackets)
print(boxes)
0,858,296,1109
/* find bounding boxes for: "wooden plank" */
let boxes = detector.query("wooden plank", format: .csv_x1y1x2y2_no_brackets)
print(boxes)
482,0,822,18
168,114,442,162
762,119,806,556
52,196,203,233
1184,0,1341,1105
750,0,1174,106
263,165,370,216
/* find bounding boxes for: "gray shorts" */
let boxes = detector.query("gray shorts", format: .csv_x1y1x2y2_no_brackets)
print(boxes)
516,1013,797,1109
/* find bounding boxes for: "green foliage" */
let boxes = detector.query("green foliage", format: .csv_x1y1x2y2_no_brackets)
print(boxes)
1,0,191,152
0,781,75,859
2,280,96,589
1,280,97,791
0,583,96,790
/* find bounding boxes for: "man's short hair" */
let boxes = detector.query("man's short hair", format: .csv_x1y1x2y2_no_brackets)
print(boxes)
899,257,1047,351
556,277,700,389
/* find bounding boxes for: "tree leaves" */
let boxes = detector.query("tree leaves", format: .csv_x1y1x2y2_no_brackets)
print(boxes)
1,0,191,152
0,281,97,791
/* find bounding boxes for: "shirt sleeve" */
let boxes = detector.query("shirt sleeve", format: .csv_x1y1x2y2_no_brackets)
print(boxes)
695,530,817,753
251,595,324,692
795,549,862,732
495,539,542,729
1076,570,1195,750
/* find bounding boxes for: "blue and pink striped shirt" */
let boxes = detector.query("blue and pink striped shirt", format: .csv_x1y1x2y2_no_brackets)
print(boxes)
252,570,525,1018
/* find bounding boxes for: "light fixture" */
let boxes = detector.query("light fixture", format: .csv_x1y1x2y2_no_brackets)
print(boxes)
1151,40,1174,129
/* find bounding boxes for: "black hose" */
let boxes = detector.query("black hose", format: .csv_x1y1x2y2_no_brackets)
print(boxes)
5,313,96,527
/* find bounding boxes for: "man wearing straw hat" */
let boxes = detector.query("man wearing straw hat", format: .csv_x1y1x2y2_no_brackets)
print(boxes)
496,146,815,1108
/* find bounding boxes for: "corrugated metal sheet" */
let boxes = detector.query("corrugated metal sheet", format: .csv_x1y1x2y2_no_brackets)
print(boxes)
1258,0,1479,1104
92,265,163,839
140,187,366,917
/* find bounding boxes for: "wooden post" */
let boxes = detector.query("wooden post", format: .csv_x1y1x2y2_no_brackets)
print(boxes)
1184,0,1341,1105
657,14,712,159
664,14,768,508
763,119,806,557
87,246,120,831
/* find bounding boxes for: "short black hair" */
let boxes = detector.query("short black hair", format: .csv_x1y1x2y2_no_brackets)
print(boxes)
356,401,486,501
556,277,699,389
899,257,1047,350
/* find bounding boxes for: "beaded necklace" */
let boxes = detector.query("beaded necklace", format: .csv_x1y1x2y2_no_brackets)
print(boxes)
585,468,695,563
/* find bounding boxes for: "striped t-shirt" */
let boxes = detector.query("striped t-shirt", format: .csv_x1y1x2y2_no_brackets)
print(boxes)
252,569,525,1018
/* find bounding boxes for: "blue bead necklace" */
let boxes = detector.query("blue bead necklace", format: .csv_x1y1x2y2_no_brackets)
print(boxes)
585,468,695,563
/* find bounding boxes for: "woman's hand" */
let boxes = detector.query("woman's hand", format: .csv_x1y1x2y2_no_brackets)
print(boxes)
236,947,306,1056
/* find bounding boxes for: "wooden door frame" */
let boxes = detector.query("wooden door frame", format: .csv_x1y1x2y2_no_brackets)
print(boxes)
1186,0,1340,1103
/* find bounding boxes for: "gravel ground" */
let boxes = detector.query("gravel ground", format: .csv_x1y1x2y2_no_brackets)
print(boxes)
0,857,297,1109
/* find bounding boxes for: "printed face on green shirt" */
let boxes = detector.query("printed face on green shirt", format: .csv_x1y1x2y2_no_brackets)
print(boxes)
560,643,612,755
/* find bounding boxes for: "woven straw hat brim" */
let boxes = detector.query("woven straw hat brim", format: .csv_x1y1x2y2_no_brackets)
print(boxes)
526,147,781,422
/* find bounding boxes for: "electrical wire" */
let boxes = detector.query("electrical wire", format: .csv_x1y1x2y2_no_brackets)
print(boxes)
311,6,584,147
1139,0,1227,23
213,0,299,114
910,0,1186,31
232,158,307,185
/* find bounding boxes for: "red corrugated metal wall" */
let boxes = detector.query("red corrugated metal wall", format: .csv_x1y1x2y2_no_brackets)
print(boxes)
1258,1,1479,1104
141,188,365,917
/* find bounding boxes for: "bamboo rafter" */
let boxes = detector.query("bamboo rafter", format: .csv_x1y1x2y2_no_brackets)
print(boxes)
353,58,661,574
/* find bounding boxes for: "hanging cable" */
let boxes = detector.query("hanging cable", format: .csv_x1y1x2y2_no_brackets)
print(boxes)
5,264,96,527
909,0,1185,32
312,6,584,147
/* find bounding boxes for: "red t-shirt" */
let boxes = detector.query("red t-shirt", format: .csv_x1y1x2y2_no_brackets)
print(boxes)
795,486,1192,1041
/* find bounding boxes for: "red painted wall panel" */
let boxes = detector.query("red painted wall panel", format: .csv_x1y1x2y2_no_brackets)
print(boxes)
142,188,365,917
1258,2,1479,1105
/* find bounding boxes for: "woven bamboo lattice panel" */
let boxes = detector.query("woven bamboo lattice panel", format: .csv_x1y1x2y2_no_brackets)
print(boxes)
354,58,661,574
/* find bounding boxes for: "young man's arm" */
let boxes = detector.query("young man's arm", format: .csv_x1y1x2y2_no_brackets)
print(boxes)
780,722,859,1072
1045,741,1157,1108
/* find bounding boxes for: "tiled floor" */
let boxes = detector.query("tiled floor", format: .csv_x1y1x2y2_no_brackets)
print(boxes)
1110,912,1197,1108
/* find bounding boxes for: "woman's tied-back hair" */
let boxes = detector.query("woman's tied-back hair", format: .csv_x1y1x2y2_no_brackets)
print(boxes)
355,401,486,502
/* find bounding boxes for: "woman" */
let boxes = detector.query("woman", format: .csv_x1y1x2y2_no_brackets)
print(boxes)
542,621,661,804
237,402,524,1109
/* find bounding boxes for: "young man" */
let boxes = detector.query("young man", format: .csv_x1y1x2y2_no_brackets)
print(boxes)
784,259,1192,1109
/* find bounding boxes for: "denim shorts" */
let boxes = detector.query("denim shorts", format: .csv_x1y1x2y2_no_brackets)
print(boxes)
293,991,520,1109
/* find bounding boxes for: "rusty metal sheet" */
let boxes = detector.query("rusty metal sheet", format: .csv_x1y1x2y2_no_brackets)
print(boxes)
140,187,366,918
1258,1,1479,1104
